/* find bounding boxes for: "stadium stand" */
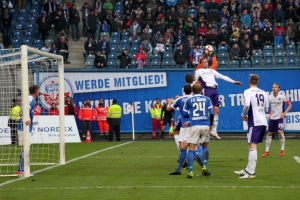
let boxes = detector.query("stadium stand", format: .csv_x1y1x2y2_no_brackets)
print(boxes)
2,0,300,69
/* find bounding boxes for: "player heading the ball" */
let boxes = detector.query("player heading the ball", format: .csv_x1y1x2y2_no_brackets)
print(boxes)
194,57,242,140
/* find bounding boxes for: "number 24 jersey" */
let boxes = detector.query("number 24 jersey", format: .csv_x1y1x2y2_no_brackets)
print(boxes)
183,94,214,126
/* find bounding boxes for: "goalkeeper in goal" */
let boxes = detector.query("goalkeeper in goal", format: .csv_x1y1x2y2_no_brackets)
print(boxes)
17,85,39,176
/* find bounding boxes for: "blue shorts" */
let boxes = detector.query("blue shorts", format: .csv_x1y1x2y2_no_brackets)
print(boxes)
247,125,267,144
268,119,284,132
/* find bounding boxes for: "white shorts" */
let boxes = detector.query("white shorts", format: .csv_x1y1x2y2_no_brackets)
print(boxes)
179,127,190,143
187,125,210,144
17,131,32,146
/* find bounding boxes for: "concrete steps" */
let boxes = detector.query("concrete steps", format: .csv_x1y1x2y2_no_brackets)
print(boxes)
66,0,93,69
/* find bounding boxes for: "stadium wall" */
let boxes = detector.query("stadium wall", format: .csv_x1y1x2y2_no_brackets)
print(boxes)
35,68,300,133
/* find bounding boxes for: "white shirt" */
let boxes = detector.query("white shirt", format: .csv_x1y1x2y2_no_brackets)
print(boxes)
268,94,288,120
242,87,268,126
194,68,235,88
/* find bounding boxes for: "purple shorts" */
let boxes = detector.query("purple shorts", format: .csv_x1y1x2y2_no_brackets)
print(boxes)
247,126,267,144
268,119,284,132
203,87,220,106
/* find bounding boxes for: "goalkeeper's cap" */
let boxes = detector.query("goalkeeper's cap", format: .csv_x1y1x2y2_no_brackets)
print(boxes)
112,99,117,104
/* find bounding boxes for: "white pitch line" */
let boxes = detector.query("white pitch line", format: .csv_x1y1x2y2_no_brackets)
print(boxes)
293,156,300,164
0,141,134,188
0,185,299,191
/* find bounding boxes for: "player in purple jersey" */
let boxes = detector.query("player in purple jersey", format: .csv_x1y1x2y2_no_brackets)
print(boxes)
262,83,292,157
235,74,268,179
194,57,242,140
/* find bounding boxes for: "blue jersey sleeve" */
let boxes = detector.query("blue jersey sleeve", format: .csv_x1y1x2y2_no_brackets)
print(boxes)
171,99,179,110
183,99,189,118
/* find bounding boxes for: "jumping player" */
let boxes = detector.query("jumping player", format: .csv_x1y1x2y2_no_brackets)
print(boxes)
262,83,292,157
194,57,243,139
234,74,268,179
182,83,214,178
17,85,39,176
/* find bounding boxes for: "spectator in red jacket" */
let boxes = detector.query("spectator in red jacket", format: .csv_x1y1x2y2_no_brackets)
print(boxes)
64,96,77,116
48,103,59,115
197,22,208,37
274,22,285,36
135,47,147,69
205,0,222,12
78,98,95,139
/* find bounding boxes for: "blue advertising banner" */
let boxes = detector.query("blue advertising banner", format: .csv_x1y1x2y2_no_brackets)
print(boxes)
36,69,300,133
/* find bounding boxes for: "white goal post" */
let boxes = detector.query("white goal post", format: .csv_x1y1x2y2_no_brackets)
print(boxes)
21,46,65,177
0,46,65,178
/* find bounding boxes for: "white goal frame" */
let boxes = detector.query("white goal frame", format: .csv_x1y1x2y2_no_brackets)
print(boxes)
21,45,65,177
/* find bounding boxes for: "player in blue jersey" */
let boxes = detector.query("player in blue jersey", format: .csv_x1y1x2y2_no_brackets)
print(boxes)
183,83,214,178
167,84,203,175
172,74,194,149
17,85,39,176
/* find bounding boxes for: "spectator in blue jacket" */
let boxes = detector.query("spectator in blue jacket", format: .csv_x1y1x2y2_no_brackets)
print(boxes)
98,36,110,59
166,0,178,8
274,30,284,46
240,10,251,28
174,29,186,47
101,20,110,32
273,4,285,23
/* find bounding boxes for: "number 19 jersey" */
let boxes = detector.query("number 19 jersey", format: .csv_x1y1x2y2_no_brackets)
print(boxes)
243,87,268,126
183,94,214,126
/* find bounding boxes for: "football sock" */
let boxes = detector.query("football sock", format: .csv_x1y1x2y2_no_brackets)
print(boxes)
265,135,272,152
18,150,24,172
212,114,219,132
279,133,285,150
176,149,187,171
187,150,195,172
246,149,257,175
174,134,180,149
194,151,203,167
197,145,203,156
202,147,209,166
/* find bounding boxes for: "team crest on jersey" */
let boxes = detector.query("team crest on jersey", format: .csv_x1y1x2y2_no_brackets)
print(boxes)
39,76,74,110
278,98,281,101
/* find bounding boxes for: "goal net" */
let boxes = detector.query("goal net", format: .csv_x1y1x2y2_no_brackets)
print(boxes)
0,46,65,177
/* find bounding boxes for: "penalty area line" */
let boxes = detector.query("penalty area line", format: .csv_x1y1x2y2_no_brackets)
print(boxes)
0,185,299,191
293,156,300,164
0,141,134,188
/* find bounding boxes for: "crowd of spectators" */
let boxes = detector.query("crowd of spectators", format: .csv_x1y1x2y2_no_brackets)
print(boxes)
80,0,300,68
1,0,300,68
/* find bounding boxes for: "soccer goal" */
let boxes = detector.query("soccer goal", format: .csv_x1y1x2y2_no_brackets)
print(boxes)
0,46,65,177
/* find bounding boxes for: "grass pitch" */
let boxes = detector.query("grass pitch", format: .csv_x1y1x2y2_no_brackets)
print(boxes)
0,139,299,200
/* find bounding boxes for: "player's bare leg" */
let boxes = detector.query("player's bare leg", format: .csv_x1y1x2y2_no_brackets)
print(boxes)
210,106,221,140
263,132,272,157
278,130,285,156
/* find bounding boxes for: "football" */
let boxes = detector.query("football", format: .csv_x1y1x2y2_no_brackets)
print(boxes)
204,45,214,55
